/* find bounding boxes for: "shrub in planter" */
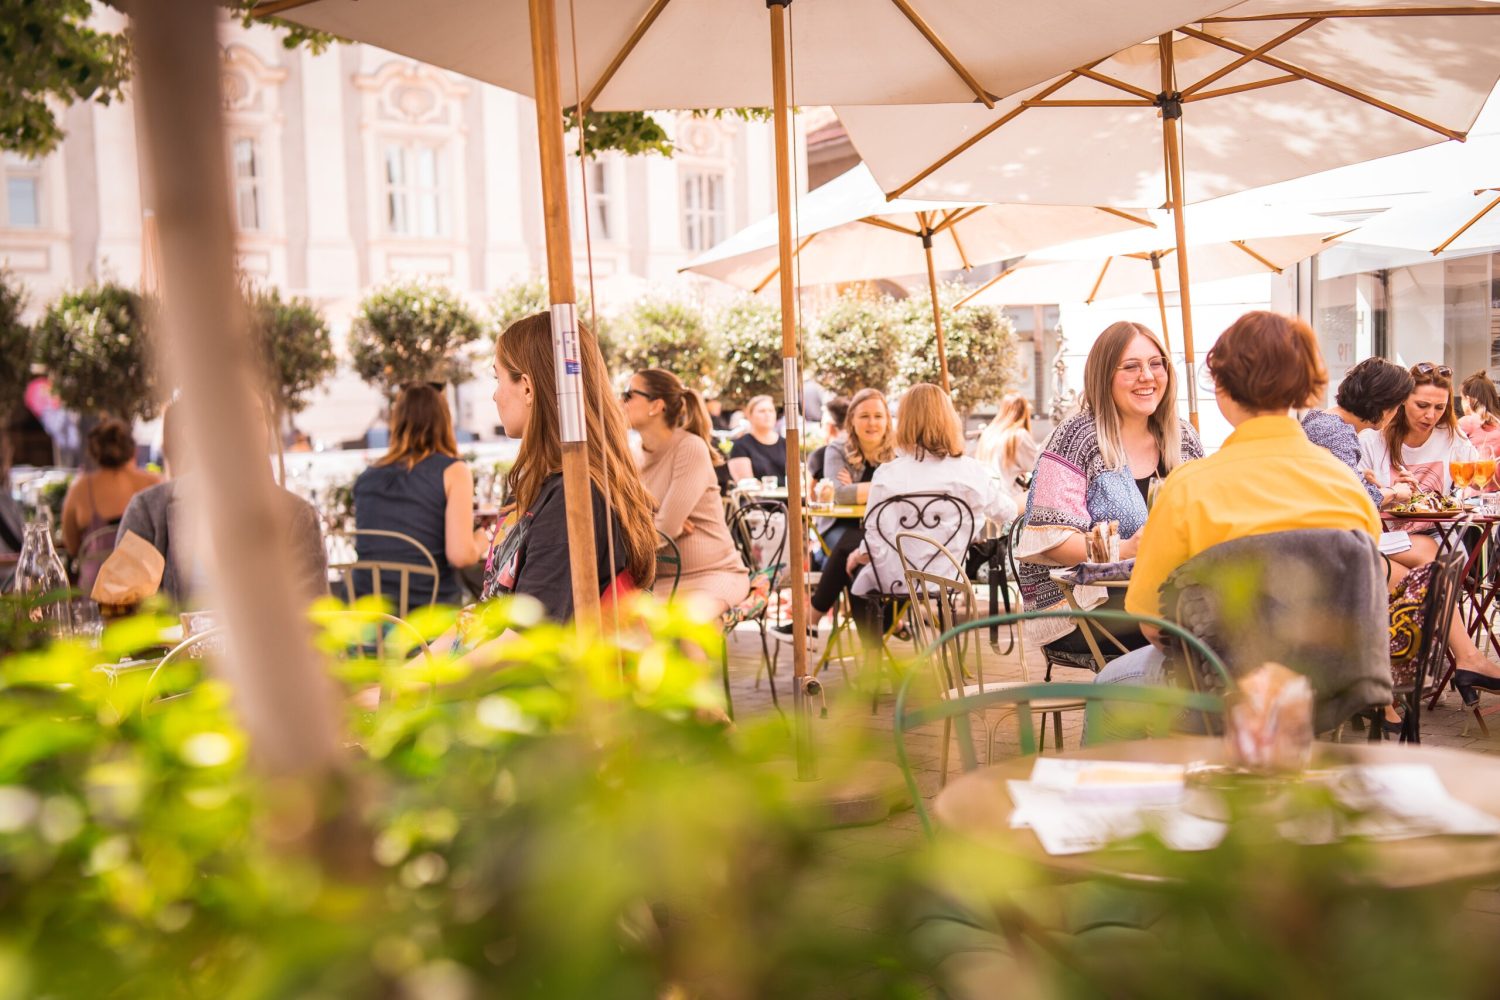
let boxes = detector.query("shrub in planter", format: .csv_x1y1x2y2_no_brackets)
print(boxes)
34,282,159,421
716,298,784,409
489,275,616,364
808,291,903,399
349,280,483,392
895,282,1020,417
245,284,336,415
0,269,33,422
614,296,718,393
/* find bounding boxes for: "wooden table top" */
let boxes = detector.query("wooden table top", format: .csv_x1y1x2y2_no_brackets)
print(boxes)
934,736,1500,889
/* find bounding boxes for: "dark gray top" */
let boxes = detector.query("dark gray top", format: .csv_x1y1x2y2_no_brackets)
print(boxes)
353,453,462,606
118,478,328,608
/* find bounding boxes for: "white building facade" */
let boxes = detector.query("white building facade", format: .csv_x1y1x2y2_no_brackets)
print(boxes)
0,14,803,442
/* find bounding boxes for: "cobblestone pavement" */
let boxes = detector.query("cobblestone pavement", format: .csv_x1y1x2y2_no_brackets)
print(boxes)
720,617,1500,980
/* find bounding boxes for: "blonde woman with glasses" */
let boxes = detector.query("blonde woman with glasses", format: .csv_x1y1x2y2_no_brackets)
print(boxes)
1016,321,1203,659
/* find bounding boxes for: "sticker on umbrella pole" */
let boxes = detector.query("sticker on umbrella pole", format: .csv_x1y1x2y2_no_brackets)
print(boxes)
783,356,800,428
551,303,587,443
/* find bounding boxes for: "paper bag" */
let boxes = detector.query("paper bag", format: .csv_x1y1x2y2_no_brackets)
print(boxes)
90,530,165,610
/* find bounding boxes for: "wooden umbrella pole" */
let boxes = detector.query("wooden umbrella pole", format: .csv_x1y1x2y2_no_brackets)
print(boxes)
1150,253,1172,354
1159,32,1199,430
919,213,952,392
529,0,602,632
769,0,814,781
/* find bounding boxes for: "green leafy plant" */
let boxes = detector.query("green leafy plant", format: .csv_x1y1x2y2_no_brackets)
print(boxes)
808,290,904,399
34,282,159,421
489,276,615,362
614,296,719,394
562,108,775,159
245,284,336,415
349,280,483,392
895,283,1019,417
716,298,785,408
0,269,33,423
0,0,130,157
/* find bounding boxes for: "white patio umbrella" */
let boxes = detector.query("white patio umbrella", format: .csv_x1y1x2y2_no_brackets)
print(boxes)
837,1,1500,425
956,204,1340,346
1340,186,1500,256
681,162,1154,389
263,0,1236,780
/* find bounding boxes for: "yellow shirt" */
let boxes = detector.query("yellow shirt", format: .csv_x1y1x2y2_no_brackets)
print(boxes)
1124,415,1382,618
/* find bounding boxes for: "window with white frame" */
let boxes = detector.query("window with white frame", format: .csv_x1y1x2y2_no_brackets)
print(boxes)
569,158,613,242
681,167,726,252
3,156,42,229
230,137,264,232
383,140,447,238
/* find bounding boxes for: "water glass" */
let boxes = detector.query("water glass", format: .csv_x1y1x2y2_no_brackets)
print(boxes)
761,475,779,492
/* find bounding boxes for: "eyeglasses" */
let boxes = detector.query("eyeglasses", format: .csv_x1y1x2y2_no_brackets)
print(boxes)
1414,363,1453,379
1115,357,1169,379
620,388,653,402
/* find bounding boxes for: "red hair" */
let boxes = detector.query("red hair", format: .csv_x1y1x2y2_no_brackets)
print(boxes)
1206,311,1328,411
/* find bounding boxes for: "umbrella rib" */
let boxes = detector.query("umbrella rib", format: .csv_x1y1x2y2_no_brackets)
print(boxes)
251,0,324,15
929,206,984,235
1178,26,1466,141
1202,7,1500,23
1183,74,1299,102
1028,99,1155,107
752,230,820,295
1230,240,1283,274
1433,192,1500,254
943,214,974,270
954,265,1016,309
858,216,924,237
889,0,995,108
1084,258,1113,304
578,0,674,114
888,67,1089,198
1073,68,1158,101
1178,17,1322,98
1095,206,1156,228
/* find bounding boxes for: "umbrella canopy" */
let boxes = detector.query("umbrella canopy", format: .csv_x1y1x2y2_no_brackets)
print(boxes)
958,204,1338,312
1340,186,1500,255
681,163,1153,293
839,3,1500,207
265,0,1233,110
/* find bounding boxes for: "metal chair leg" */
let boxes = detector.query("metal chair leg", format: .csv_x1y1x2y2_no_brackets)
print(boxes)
939,717,952,788
720,638,735,721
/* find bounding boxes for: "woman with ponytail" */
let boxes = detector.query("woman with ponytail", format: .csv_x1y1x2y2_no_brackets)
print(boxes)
624,368,750,614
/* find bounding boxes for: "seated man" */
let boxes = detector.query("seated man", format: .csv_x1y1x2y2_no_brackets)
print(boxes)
1091,312,1382,742
119,397,328,609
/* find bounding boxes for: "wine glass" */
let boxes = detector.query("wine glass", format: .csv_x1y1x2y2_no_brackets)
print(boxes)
1451,457,1475,502
1475,447,1497,495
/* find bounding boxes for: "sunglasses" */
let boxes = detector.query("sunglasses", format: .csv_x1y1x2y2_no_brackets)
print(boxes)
620,388,654,402
1414,363,1453,379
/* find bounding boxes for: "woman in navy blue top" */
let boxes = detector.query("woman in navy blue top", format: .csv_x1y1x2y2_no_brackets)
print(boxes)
353,383,486,607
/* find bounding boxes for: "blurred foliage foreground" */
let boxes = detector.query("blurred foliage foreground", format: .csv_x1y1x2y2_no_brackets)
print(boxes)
1,593,1498,999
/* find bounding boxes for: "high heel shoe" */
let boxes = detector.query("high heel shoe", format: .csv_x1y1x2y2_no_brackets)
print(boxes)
1453,668,1500,706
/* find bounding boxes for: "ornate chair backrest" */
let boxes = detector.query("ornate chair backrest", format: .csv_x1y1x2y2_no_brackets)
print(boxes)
863,492,976,596
656,529,683,598
328,528,441,617
726,500,789,587
896,531,994,698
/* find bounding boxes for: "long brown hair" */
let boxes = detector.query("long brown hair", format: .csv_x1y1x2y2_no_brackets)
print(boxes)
498,313,657,588
1385,362,1459,464
1081,321,1185,474
842,387,895,469
375,382,459,470
635,367,721,466
1462,370,1500,427
895,383,965,460
976,392,1030,470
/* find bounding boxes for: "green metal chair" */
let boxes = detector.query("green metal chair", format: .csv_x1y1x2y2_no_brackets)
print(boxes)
656,530,682,598
895,608,1230,838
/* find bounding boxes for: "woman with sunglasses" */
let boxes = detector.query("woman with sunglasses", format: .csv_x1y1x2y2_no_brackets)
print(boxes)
1358,362,1476,499
622,369,749,615
1016,321,1203,659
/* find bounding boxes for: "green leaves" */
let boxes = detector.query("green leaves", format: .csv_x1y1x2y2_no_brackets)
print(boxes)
0,270,32,421
348,280,483,392
34,281,159,421
809,291,905,400
0,0,128,157
716,298,784,408
245,283,336,415
613,296,718,395
893,282,1020,416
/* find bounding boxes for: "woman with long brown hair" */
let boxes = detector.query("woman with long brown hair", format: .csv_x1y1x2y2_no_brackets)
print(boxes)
354,382,484,606
1358,362,1474,498
974,391,1038,507
480,312,657,618
623,367,748,614
1016,321,1203,659
1460,369,1500,454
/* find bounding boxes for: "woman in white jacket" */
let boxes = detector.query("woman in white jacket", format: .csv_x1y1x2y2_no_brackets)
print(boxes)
846,383,1016,642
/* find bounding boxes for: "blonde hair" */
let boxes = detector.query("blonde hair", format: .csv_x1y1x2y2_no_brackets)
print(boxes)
1081,321,1185,474
975,392,1030,471
895,383,965,460
498,313,657,589
842,387,895,469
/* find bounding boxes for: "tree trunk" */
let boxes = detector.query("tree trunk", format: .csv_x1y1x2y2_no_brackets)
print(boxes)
130,0,343,783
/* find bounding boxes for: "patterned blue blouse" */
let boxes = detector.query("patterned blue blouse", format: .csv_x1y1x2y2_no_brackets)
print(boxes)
1300,409,1384,508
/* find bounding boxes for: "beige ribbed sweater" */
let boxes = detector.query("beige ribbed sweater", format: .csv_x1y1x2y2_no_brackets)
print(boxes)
639,429,750,612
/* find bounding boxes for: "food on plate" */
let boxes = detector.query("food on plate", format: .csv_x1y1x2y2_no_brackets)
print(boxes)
1389,490,1460,516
